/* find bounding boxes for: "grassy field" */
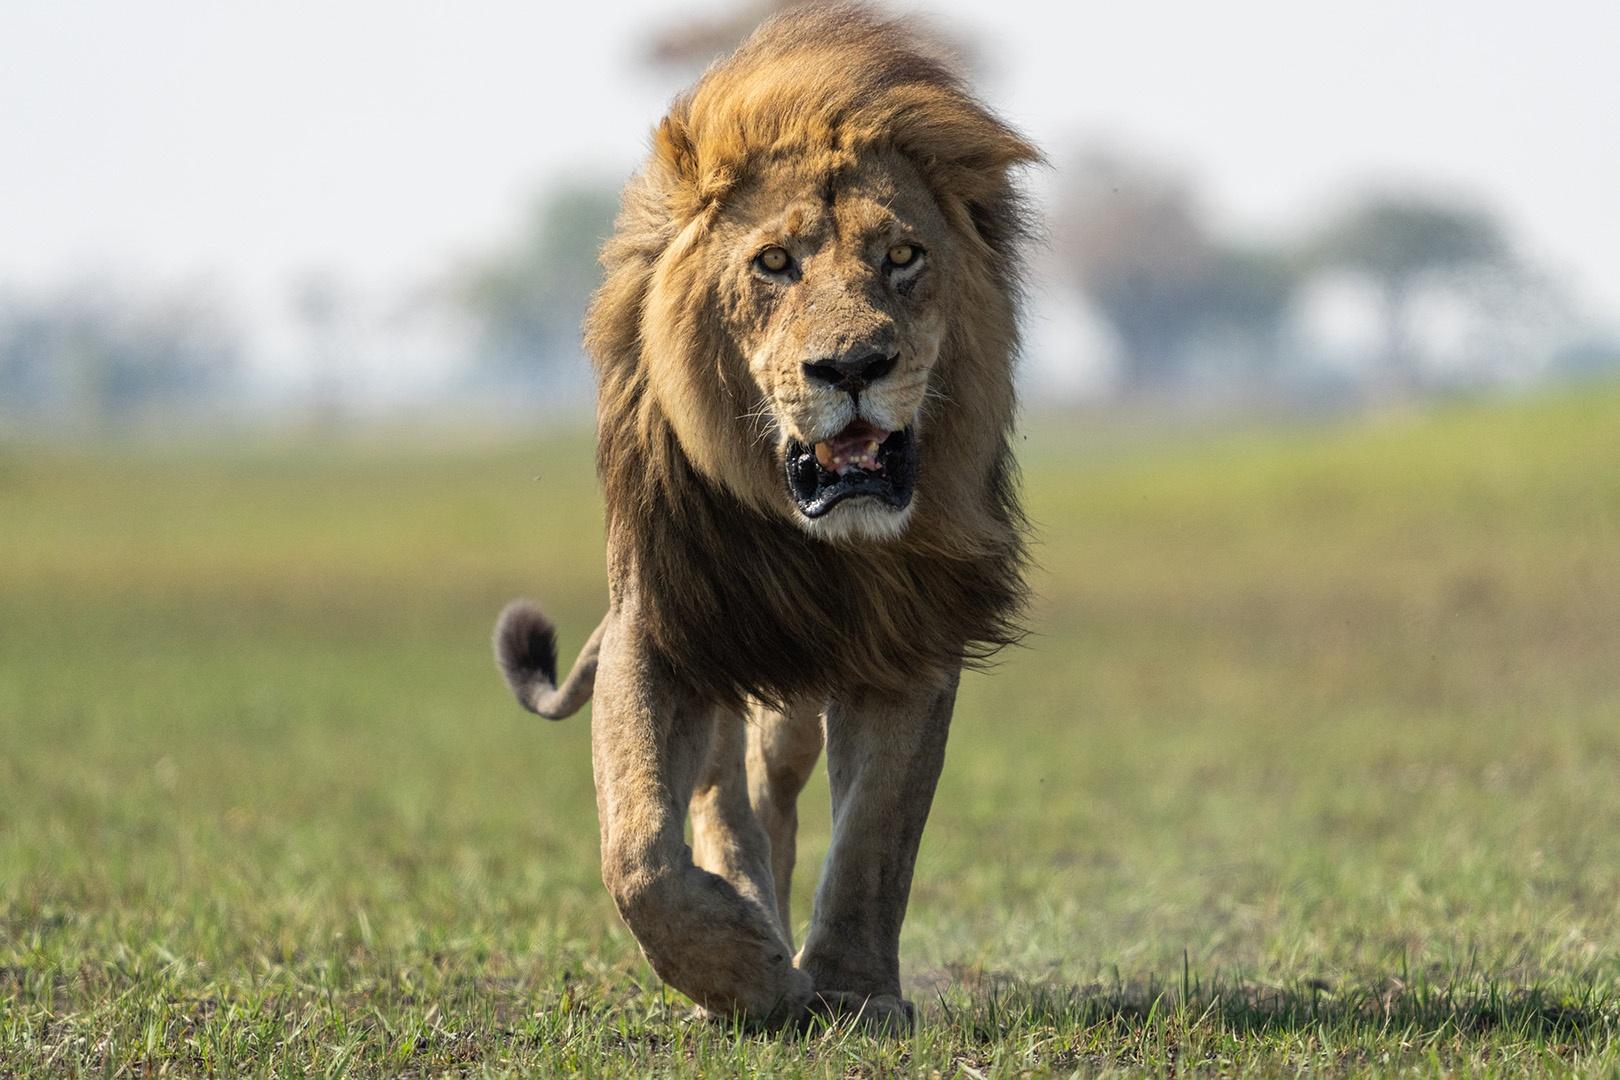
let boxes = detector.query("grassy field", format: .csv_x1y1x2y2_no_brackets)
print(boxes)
3,387,1620,1076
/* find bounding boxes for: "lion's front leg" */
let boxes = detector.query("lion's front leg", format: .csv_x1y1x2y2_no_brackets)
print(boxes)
796,670,958,1032
591,615,813,1027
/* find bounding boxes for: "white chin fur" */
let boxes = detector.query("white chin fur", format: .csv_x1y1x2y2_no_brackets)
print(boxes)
793,495,915,544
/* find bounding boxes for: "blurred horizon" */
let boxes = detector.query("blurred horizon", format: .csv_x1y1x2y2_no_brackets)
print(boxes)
2,0,1618,434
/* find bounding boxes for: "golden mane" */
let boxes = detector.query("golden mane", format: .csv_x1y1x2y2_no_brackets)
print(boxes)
585,3,1040,708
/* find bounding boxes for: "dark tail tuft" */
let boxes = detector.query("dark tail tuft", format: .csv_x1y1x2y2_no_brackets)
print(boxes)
495,599,558,697
493,600,602,720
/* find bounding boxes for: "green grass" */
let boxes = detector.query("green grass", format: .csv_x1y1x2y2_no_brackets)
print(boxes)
3,387,1620,1076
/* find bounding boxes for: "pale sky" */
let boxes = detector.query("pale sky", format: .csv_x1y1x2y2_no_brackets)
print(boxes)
3,0,1617,375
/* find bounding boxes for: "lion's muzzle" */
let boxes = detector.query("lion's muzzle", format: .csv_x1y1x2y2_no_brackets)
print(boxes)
785,420,916,519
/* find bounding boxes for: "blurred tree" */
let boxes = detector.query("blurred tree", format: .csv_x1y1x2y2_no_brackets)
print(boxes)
1551,335,1620,382
1199,246,1297,370
291,269,353,428
645,0,811,68
1056,153,1211,389
643,0,980,75
452,182,619,401
0,283,240,431
1308,193,1511,399
1055,152,1300,392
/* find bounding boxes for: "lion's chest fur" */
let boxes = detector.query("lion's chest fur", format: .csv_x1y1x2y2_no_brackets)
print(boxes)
607,448,1024,710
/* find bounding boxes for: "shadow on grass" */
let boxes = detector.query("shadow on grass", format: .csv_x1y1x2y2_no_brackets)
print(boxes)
928,964,1617,1047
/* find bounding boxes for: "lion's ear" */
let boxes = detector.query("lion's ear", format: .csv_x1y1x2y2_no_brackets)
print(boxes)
925,105,1042,207
653,110,698,186
898,98,1040,257
652,107,739,220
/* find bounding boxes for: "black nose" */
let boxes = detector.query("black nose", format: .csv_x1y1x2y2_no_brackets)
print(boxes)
802,352,898,392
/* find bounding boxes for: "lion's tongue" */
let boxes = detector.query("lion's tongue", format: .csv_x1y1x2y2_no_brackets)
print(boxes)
814,420,890,475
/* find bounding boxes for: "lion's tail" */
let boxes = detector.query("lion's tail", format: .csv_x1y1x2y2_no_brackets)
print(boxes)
493,600,604,720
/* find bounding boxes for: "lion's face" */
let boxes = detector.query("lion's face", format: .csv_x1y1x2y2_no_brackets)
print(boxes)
589,6,1033,706
708,149,953,543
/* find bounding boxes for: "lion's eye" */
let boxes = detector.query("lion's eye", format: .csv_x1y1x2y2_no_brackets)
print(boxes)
887,243,920,268
756,246,792,274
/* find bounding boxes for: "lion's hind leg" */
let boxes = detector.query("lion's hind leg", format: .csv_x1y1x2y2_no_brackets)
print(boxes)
743,699,824,942
689,708,788,941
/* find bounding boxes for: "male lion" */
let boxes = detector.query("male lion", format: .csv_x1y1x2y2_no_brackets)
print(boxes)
494,4,1037,1032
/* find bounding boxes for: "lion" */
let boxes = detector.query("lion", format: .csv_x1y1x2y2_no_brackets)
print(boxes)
493,3,1038,1032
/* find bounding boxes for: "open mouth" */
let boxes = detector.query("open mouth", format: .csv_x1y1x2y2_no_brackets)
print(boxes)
785,419,917,519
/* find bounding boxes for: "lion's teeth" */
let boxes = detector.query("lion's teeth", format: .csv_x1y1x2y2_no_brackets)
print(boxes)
814,433,885,477
834,454,880,475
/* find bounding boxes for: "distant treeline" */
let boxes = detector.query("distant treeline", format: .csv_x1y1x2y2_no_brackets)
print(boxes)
3,161,1617,434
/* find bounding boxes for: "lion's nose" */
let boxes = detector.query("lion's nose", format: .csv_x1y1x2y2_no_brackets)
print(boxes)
802,351,898,393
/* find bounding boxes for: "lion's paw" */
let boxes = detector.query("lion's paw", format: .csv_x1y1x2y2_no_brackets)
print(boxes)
690,965,816,1032
802,990,916,1035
